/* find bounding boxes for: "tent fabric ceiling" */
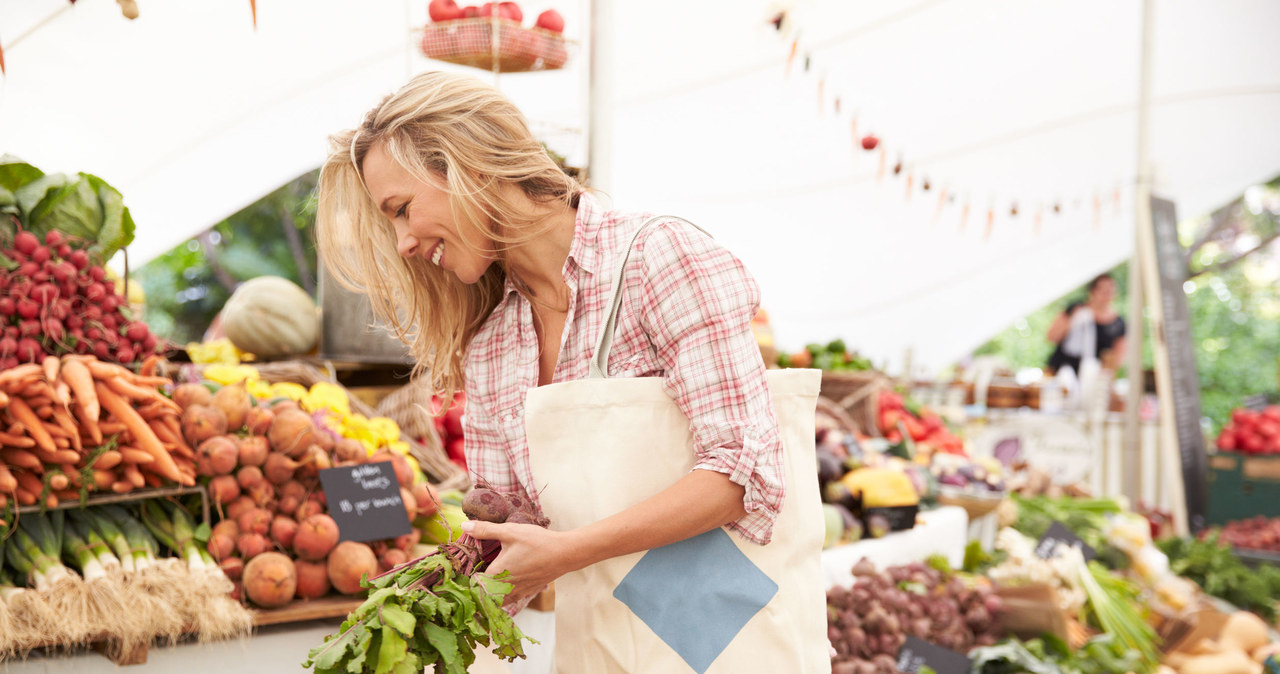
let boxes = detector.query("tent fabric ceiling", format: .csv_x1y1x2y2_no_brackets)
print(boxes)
2,0,1278,372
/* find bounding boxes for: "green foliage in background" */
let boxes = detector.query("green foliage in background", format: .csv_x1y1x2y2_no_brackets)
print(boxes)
974,178,1280,432
135,170,319,344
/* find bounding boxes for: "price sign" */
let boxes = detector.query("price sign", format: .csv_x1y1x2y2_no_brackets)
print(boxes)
895,635,971,674
318,461,413,543
1035,521,1097,562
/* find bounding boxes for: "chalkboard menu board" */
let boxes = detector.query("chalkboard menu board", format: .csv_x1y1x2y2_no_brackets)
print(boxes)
319,461,414,543
1151,196,1208,533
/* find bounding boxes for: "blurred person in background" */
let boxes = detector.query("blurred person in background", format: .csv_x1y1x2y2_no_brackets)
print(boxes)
1045,273,1127,375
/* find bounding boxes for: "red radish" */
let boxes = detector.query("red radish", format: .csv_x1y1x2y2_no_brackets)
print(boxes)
13,232,38,256
92,341,111,360
0,298,13,315
116,346,135,364
535,8,564,32
84,305,102,321
15,338,41,362
16,298,39,319
0,337,16,356
56,244,71,259
31,246,50,264
43,230,63,247
102,295,120,313
85,283,106,301
19,320,41,338
125,321,148,342
142,333,158,351
69,250,89,270
428,0,462,21
42,318,64,343
89,266,105,282
66,314,83,330
3,326,17,340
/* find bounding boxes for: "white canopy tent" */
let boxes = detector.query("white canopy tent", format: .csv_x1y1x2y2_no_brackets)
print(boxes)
2,0,1278,372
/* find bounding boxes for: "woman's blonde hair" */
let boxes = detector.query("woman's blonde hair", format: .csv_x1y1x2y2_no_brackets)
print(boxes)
316,70,581,398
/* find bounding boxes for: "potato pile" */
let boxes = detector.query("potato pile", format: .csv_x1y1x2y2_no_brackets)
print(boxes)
177,380,440,608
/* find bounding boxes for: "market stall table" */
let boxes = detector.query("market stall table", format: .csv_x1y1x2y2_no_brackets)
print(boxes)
821,505,969,590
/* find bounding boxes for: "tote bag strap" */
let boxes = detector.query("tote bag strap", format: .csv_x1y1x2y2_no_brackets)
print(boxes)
589,216,713,380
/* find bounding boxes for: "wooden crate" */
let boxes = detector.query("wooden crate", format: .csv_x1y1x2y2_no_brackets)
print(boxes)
1206,452,1280,526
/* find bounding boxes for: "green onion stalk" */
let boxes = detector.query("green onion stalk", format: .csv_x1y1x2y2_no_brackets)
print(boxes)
16,511,96,645
75,508,135,574
100,504,161,572
1073,556,1161,673
141,500,210,573
11,513,74,591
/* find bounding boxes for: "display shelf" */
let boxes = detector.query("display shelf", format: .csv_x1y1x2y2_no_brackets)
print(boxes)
15,484,211,525
251,595,365,627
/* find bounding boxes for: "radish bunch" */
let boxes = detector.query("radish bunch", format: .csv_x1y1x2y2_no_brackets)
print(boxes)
0,229,162,368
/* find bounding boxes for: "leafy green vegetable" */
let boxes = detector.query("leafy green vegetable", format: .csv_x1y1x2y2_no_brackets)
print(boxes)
1011,495,1122,556
962,540,1007,575
1157,533,1280,622
305,552,535,674
0,155,135,262
1076,561,1160,672
970,634,1149,674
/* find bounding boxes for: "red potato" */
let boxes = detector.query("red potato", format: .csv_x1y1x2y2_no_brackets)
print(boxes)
328,542,378,595
294,514,340,561
271,516,299,549
243,552,297,608
295,560,331,599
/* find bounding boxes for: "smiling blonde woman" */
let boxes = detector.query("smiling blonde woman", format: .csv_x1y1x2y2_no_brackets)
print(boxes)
315,71,828,673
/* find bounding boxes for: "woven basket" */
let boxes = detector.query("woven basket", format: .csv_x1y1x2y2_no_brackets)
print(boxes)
815,396,861,438
166,360,467,492
818,370,891,437
421,18,569,72
374,378,442,456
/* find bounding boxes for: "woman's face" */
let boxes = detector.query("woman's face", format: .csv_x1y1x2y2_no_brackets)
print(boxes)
361,142,495,285
1090,278,1116,305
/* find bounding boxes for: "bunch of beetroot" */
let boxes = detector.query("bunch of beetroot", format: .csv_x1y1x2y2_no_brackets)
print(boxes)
827,558,1004,674
0,229,163,368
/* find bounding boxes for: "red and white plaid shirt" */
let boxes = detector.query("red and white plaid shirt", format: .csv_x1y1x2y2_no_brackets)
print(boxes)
462,193,784,544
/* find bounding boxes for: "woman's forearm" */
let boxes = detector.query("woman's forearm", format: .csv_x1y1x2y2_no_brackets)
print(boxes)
563,469,748,571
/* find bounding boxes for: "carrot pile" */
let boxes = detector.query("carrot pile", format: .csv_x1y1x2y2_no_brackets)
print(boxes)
0,353,195,510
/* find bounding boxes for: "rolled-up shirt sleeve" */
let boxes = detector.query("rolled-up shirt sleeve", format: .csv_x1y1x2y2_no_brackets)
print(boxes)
635,220,785,545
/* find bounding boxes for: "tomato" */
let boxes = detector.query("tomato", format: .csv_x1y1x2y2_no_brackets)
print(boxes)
1216,430,1238,451
1242,433,1265,454
904,417,927,442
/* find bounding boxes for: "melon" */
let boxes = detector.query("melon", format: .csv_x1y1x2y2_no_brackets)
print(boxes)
221,276,318,358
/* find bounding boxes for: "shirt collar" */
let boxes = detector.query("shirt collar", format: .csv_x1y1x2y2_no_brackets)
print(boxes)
502,191,599,298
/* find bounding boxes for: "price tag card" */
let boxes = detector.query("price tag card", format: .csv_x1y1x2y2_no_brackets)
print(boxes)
895,635,971,674
1035,521,1097,562
319,461,413,543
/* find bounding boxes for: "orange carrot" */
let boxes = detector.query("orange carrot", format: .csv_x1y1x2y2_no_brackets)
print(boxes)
0,364,41,387
142,470,163,488
0,493,6,509
94,450,123,470
7,397,55,455
20,379,53,398
139,354,160,377
1,448,43,471
94,382,187,485
52,449,79,464
87,360,131,380
136,401,170,419
14,470,42,497
0,465,16,493
98,420,128,435
53,437,70,450
14,488,36,506
53,380,71,407
121,463,145,489
34,405,54,420
53,488,79,502
105,376,180,411
74,405,103,446
0,390,9,408
44,422,69,438
48,472,69,491
23,396,52,410
60,464,80,487
132,376,172,388
44,492,58,509
0,431,35,448
92,469,116,490
110,481,133,494
60,359,98,420
51,408,81,452
42,356,60,387
119,447,155,465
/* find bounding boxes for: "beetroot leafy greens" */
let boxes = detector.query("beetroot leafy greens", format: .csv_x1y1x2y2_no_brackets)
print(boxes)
304,536,535,674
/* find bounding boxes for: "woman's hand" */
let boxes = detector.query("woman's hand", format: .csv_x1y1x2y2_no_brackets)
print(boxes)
462,520,582,606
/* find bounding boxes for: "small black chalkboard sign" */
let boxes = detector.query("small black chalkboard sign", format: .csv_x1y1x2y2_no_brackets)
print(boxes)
895,635,971,674
1243,394,1270,412
1035,521,1097,562
318,461,413,543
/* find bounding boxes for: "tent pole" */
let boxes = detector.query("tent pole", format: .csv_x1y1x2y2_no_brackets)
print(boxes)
586,0,614,192
1122,0,1148,509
